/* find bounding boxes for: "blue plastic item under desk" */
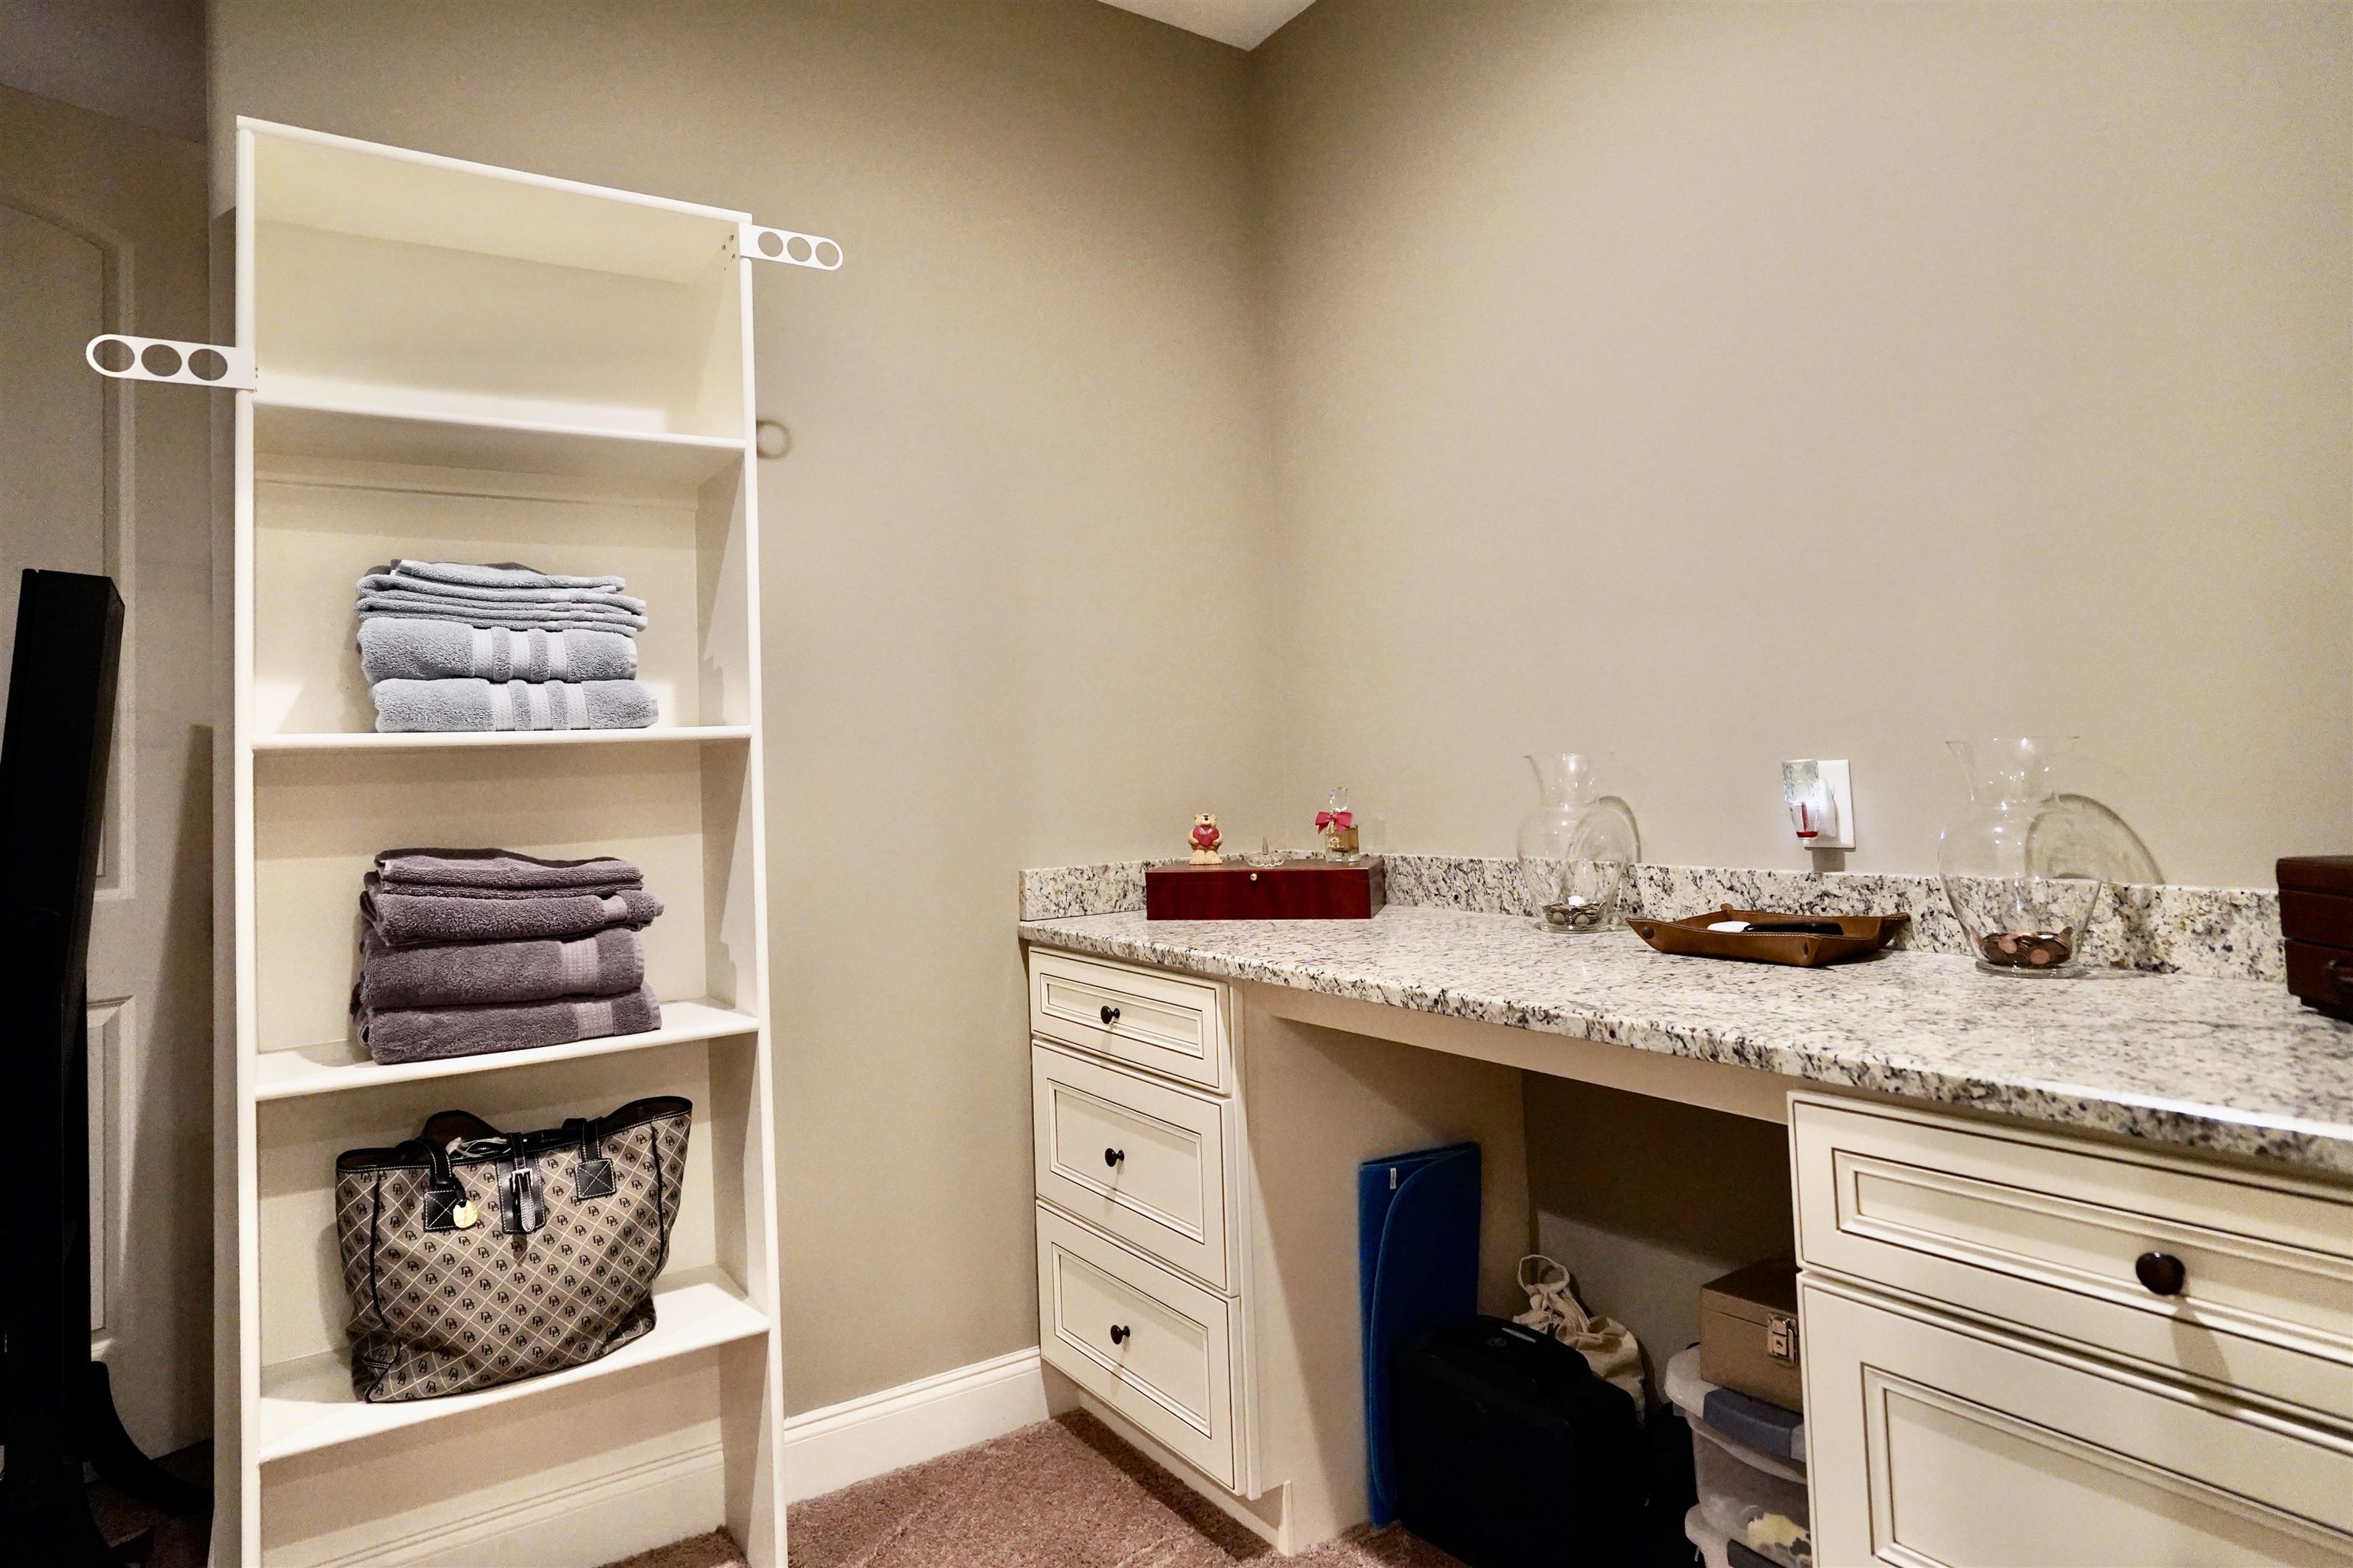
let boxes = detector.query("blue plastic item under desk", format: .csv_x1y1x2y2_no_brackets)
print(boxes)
1701,1385,1805,1462
1358,1141,1481,1529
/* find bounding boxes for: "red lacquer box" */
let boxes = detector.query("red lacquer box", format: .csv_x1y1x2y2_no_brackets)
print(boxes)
2279,856,2353,1023
1145,856,1386,921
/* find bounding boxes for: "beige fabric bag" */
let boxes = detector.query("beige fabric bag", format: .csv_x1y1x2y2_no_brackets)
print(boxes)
1514,1253,1648,1413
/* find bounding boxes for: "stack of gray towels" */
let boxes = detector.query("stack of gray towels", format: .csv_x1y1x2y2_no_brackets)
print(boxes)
356,560,658,733
354,848,664,1065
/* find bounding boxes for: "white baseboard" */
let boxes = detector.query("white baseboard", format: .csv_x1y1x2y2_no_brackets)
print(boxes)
280,1349,1055,1566
339,1439,726,1567
781,1345,1061,1503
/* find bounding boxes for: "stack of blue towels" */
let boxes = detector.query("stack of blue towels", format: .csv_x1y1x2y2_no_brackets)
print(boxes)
355,560,659,733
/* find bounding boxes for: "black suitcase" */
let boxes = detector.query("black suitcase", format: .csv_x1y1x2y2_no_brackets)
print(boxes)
1390,1315,1644,1568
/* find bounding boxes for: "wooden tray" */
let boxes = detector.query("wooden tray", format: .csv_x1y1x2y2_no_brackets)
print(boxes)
1625,906,1909,967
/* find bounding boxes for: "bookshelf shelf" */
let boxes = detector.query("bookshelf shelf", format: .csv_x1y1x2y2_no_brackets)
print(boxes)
251,998,758,1102
255,1268,768,1464
254,394,748,487
251,725,754,753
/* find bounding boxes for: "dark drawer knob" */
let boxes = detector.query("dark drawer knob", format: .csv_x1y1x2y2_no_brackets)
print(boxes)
2135,1251,2188,1297
1109,1324,1131,1345
1105,1147,1126,1168
1099,1004,1121,1026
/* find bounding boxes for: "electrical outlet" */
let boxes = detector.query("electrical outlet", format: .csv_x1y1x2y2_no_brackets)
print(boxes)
1781,759,1855,851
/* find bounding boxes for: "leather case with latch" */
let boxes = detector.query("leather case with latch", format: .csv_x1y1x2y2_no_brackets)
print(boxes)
1699,1258,1802,1413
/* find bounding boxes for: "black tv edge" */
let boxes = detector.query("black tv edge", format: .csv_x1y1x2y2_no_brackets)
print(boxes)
0,569,208,1560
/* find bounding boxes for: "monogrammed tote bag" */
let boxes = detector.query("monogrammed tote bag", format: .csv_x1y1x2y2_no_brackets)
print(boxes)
333,1095,691,1402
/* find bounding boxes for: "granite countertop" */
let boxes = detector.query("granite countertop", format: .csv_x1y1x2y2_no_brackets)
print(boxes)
1016,905,2353,1180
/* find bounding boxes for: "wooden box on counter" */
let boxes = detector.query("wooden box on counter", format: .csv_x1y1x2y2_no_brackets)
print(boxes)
1145,856,1386,921
2279,855,2353,1022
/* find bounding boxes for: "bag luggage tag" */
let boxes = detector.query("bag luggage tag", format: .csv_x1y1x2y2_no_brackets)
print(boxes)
422,1184,478,1232
420,1136,483,1232
567,1117,617,1200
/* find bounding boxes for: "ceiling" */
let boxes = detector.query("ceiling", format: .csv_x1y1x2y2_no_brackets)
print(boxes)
1098,0,1317,51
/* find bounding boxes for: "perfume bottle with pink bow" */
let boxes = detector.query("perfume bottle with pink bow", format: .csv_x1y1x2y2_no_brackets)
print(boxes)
1316,786,1360,859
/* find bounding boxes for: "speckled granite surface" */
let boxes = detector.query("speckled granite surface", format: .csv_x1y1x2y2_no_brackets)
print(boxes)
1016,905,2353,1178
1019,861,1148,921
1020,856,2283,981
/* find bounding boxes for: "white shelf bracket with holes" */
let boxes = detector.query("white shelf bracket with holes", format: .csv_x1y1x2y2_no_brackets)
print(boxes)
738,222,844,271
86,333,255,390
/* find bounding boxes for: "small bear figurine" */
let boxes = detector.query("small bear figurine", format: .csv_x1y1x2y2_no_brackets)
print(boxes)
1189,813,1223,866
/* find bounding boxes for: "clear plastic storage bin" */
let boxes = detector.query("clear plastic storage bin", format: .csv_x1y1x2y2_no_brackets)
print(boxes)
1667,1347,1811,1568
1686,1503,1733,1568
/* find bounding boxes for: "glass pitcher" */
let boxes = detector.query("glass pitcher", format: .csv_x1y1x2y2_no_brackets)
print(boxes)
1515,753,1637,934
1937,737,2114,976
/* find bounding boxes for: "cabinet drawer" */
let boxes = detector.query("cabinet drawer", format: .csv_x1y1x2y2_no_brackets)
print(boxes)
1792,1093,2353,1429
1034,1043,1238,1291
1802,1277,2353,1566
1029,949,1230,1092
1036,1205,1239,1489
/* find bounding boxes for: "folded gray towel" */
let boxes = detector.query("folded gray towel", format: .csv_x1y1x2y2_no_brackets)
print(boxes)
355,592,649,632
361,882,664,945
375,559,630,593
358,618,639,683
376,849,646,894
371,677,658,733
355,925,644,1010
357,570,648,612
357,983,662,1065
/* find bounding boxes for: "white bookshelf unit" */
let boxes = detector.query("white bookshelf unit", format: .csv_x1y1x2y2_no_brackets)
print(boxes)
205,119,830,1567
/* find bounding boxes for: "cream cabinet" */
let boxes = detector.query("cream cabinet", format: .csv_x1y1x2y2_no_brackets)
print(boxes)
1793,1092,2353,1566
1036,1204,1245,1487
1031,948,1232,1091
1033,1042,1241,1291
1028,951,1261,1499
1023,944,1530,1553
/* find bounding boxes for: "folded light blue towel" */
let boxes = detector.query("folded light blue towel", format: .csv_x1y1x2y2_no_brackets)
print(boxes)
378,560,628,593
358,618,639,683
371,678,659,732
357,569,648,611
355,591,649,632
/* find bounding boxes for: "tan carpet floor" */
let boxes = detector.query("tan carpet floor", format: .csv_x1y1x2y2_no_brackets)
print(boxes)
602,1411,1463,1568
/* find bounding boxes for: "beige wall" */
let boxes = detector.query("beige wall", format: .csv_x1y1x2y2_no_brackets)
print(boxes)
1523,1078,1793,1381
1,0,207,142
207,0,1283,1412
1255,0,2350,1369
1255,0,2351,888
